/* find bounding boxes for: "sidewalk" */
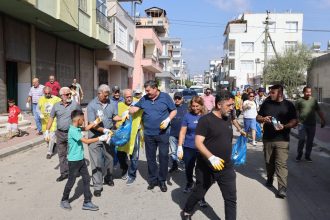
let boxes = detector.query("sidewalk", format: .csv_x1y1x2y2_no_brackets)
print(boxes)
0,113,44,159
291,123,330,154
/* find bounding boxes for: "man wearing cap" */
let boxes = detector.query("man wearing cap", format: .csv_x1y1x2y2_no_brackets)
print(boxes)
111,86,124,108
129,80,177,192
169,92,188,173
134,89,143,102
255,87,267,110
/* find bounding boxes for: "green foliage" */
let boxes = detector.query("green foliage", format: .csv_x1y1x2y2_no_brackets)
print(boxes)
185,79,193,88
264,44,312,98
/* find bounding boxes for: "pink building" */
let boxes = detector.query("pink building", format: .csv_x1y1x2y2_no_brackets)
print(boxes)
131,28,163,90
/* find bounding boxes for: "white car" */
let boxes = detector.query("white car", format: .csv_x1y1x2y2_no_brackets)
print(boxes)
189,86,204,96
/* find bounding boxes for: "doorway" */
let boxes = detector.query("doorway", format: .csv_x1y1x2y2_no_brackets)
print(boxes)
6,61,18,105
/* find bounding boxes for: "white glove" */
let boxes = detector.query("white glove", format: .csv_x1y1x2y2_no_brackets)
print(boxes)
122,110,130,121
177,146,183,160
160,117,171,129
93,117,102,125
103,128,110,134
26,102,30,109
44,130,50,142
208,155,225,171
97,110,104,121
98,134,108,142
39,114,45,119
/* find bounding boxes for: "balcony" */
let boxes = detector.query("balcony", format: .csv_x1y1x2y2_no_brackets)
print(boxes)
141,58,163,73
96,10,110,31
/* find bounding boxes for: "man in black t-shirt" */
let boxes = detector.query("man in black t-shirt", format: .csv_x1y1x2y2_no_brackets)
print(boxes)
257,84,297,199
181,91,237,220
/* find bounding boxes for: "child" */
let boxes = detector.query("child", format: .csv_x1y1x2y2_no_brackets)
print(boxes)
60,110,110,211
7,99,21,138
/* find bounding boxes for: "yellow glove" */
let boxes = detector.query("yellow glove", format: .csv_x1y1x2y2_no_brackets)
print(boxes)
208,155,225,171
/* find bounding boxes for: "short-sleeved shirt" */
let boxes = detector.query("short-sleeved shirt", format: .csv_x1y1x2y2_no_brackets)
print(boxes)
243,100,258,119
87,97,118,138
170,103,188,137
258,99,297,141
45,81,61,96
38,96,61,131
135,92,176,136
74,83,81,94
202,95,215,112
295,97,320,126
111,96,124,109
195,112,233,167
182,112,202,149
28,85,45,103
50,100,81,131
68,125,84,161
8,105,21,124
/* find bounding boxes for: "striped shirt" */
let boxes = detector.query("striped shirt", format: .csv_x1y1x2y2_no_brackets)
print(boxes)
28,85,44,103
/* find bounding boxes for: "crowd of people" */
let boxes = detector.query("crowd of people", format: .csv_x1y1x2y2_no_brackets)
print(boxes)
4,76,326,219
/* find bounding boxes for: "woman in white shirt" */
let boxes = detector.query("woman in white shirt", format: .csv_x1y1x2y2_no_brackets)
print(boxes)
242,92,258,145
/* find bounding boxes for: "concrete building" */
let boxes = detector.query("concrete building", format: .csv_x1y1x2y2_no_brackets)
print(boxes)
223,12,303,89
132,28,163,90
0,0,113,113
96,0,135,90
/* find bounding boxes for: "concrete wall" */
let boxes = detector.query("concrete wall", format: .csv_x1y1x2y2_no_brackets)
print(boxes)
59,0,78,28
17,63,31,110
308,53,330,104
0,15,6,113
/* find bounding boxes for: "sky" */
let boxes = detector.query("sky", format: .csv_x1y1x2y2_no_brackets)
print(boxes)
121,0,330,75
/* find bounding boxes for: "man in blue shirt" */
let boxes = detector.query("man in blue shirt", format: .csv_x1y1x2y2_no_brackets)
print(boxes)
129,80,177,192
169,92,188,173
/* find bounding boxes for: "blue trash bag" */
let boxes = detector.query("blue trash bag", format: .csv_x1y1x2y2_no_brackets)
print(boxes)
231,135,247,166
256,122,262,141
110,118,132,146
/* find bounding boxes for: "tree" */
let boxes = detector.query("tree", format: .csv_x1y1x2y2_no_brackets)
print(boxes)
264,44,312,98
185,79,193,88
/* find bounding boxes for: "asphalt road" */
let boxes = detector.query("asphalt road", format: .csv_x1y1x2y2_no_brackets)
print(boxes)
0,135,329,220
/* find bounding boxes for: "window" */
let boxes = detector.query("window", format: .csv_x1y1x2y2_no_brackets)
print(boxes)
240,60,254,72
79,0,87,13
286,21,298,33
96,0,106,15
115,20,127,50
229,59,235,70
128,36,134,53
285,41,298,50
241,42,254,53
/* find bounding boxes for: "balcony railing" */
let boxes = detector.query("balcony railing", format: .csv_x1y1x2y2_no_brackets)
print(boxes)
78,0,87,13
96,9,110,31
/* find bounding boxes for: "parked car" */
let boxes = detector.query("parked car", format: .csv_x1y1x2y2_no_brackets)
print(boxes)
182,89,198,103
190,85,204,96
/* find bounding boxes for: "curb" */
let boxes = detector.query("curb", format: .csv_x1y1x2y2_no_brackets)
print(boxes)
290,131,330,155
0,137,44,160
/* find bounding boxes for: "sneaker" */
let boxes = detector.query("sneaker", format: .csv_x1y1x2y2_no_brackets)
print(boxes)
295,156,302,162
305,157,313,163
46,154,52,159
93,188,103,197
121,169,128,180
252,141,257,146
82,201,99,211
277,187,287,199
198,199,208,208
183,182,194,193
180,211,192,220
126,177,135,186
60,200,72,210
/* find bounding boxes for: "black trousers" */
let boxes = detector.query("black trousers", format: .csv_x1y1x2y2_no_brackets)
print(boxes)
183,147,198,184
62,159,92,203
184,156,237,220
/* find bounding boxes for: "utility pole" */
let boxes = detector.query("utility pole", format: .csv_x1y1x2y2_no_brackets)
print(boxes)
263,10,270,88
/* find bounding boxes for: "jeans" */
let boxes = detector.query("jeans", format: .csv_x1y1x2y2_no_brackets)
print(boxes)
183,147,198,184
184,156,237,220
117,133,140,179
32,103,42,132
169,136,178,165
144,132,170,184
88,141,115,191
297,124,316,159
263,141,289,189
62,159,92,203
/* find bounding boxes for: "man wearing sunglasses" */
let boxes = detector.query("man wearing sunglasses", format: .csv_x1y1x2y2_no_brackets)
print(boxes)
169,92,188,173
202,88,215,112
37,86,61,159
111,86,124,108
46,87,81,182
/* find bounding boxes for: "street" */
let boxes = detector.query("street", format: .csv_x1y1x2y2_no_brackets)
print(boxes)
0,134,329,220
